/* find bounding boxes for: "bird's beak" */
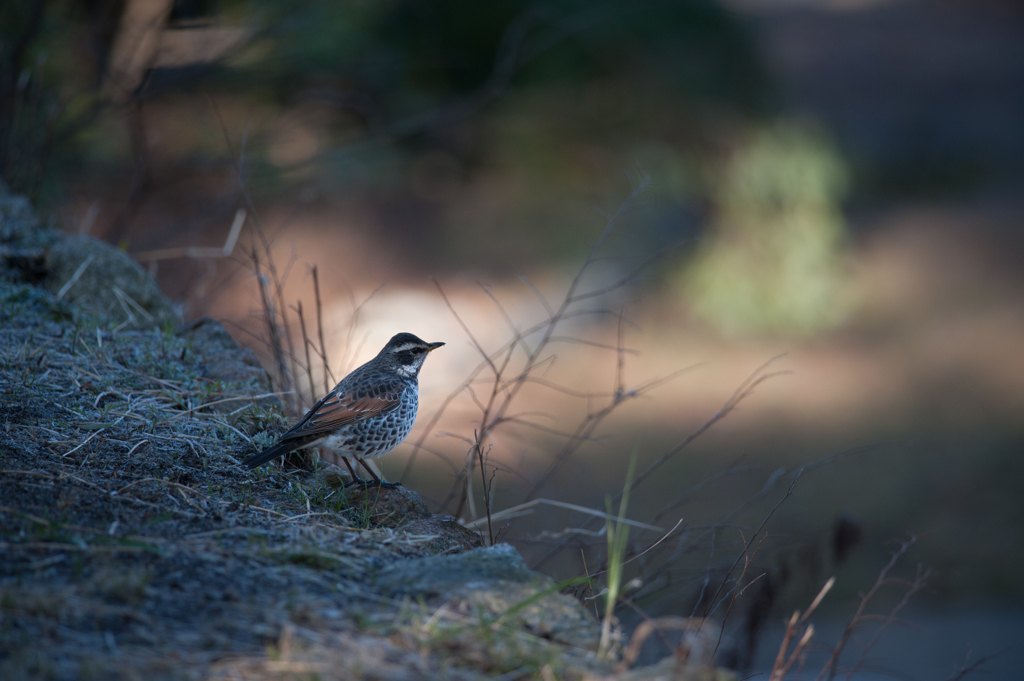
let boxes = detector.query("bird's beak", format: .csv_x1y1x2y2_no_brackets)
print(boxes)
426,342,445,352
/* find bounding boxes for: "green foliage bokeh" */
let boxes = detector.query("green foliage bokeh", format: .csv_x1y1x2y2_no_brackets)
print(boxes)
686,122,851,336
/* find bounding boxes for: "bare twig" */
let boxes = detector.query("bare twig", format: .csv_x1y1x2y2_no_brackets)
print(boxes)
410,176,653,502
626,357,790,505
712,531,769,658
311,265,333,394
816,534,923,681
617,616,707,672
476,438,494,545
940,647,1013,681
702,474,802,625
461,498,664,532
619,442,894,603
769,578,834,681
56,255,94,301
294,300,316,410
842,562,930,680
531,364,795,573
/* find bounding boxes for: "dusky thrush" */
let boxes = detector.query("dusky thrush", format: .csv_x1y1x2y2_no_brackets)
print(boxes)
241,332,444,486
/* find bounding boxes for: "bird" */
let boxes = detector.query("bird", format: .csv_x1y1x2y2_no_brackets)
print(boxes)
241,332,444,487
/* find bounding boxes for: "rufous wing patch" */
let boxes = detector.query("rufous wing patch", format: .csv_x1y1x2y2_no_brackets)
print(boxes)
290,391,401,438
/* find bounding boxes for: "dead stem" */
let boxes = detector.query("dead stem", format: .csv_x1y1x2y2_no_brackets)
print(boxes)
816,534,923,681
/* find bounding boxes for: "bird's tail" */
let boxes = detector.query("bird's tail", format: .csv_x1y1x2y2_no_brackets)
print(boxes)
241,436,318,468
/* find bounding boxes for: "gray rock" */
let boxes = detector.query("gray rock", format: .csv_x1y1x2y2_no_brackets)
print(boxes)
375,543,602,649
376,543,541,598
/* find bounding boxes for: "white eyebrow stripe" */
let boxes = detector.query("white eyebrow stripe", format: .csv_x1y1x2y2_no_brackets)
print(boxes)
391,342,421,353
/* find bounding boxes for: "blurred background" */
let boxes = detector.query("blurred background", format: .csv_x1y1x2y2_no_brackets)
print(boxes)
3,0,1023,675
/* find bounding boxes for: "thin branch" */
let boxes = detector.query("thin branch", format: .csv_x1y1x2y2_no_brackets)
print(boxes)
843,563,930,680
311,265,333,394
702,474,801,623
627,359,790,502
530,359,791,570
940,647,1013,681
518,274,554,318
477,439,495,545
433,279,499,377
816,534,923,681
712,531,769,659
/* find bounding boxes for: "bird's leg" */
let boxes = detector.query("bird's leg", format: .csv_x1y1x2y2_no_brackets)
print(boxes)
356,458,402,489
342,458,369,487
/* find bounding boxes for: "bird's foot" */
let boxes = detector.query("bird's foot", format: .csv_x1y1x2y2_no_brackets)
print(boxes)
344,476,402,490
343,475,369,488
347,457,401,489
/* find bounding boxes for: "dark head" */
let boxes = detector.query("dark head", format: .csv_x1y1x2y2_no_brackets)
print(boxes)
378,332,444,378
